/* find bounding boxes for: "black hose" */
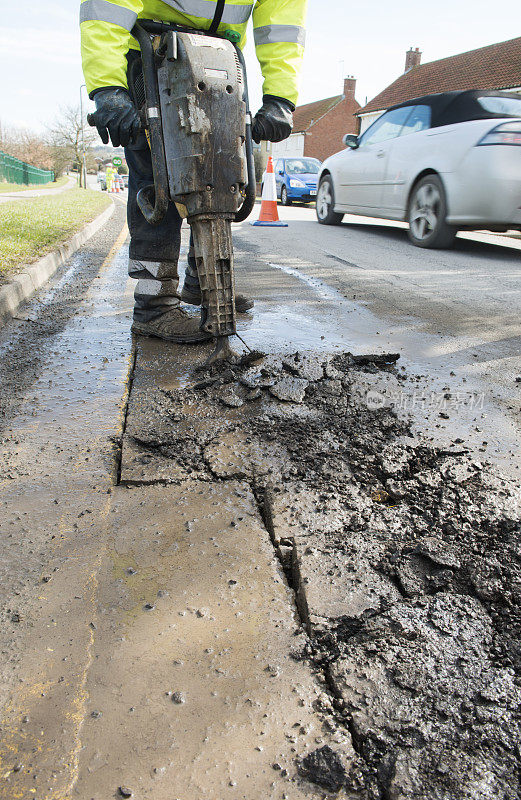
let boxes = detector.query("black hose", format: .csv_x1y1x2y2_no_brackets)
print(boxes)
131,22,170,226
208,0,225,33
233,44,256,223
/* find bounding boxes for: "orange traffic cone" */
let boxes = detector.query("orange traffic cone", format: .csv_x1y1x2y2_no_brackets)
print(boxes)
251,157,288,227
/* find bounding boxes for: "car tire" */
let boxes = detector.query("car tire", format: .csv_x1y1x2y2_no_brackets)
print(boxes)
280,186,292,206
407,175,457,249
316,176,343,225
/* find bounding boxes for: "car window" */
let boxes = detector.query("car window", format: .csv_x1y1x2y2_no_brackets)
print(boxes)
477,96,521,117
360,107,414,146
285,158,320,174
400,104,431,135
275,160,283,173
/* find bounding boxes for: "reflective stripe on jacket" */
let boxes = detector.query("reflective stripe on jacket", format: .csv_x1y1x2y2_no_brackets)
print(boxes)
80,0,307,105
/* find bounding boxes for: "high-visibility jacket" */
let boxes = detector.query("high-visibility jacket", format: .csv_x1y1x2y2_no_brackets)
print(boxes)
80,0,308,106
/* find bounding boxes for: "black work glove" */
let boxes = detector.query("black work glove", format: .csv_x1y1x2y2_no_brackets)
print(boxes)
91,88,140,148
252,96,294,144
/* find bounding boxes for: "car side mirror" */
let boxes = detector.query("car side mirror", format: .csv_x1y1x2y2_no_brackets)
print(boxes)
343,134,359,149
278,169,284,175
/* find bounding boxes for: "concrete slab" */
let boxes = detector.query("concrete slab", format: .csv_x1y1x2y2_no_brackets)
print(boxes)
73,481,356,799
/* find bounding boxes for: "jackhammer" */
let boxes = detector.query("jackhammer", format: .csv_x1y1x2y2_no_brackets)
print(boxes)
90,20,256,361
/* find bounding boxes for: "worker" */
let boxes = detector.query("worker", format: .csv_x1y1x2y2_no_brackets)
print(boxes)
105,165,114,193
81,0,307,343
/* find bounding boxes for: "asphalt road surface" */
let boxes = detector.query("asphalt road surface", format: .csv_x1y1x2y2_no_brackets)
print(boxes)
234,204,521,475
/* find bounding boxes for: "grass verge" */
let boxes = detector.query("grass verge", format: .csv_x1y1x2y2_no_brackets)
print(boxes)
0,188,112,280
0,175,70,193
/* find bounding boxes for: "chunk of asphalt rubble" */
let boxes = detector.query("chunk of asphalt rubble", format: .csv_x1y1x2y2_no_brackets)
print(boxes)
298,746,347,793
193,376,219,390
412,537,461,569
351,352,400,366
240,373,275,389
269,376,309,403
171,691,186,704
236,350,265,368
283,353,324,382
220,368,236,383
219,386,244,408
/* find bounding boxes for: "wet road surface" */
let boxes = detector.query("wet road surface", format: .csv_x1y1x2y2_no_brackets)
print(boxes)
1,197,520,798
0,204,357,797
0,177,76,204
233,205,521,477
0,203,134,797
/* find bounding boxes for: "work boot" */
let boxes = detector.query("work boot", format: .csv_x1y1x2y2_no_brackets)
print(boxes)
131,306,212,343
129,258,212,343
180,254,254,313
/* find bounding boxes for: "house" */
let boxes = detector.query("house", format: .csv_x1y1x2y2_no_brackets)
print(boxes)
358,36,521,134
262,77,360,166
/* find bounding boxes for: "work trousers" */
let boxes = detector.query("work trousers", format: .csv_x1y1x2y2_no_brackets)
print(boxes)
124,50,198,322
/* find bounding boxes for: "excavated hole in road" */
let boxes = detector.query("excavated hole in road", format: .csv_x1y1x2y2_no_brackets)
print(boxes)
122,348,521,799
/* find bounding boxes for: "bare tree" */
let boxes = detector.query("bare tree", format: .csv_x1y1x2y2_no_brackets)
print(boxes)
0,120,53,171
47,105,97,187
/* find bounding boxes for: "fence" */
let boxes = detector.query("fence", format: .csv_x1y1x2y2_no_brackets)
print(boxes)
0,151,54,186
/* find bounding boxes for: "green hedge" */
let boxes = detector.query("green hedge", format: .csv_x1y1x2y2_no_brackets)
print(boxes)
0,151,54,186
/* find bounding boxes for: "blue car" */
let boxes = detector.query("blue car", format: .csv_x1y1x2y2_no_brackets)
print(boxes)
273,157,321,205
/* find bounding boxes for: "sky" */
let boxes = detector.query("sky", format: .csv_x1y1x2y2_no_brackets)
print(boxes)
1,0,519,134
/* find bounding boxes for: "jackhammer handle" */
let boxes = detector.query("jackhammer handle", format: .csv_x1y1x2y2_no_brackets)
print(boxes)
233,44,256,223
87,111,144,135
131,21,170,226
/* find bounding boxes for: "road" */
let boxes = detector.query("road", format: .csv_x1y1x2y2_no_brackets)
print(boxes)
0,197,520,798
233,204,521,474
0,176,77,203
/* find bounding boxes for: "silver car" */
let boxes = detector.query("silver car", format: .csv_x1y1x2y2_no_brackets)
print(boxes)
316,90,521,248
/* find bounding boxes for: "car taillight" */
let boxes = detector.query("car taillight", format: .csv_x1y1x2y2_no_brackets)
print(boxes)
477,121,521,146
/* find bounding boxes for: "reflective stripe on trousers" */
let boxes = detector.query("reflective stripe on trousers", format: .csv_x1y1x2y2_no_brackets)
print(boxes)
124,50,184,322
126,132,189,321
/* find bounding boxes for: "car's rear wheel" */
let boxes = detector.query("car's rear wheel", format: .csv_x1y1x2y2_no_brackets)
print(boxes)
407,175,457,248
316,176,343,225
280,186,292,206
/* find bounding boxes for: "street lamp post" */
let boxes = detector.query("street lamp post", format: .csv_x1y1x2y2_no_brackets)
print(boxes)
79,83,88,189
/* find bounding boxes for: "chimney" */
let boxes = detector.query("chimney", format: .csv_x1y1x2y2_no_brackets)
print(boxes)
343,76,356,97
404,47,422,73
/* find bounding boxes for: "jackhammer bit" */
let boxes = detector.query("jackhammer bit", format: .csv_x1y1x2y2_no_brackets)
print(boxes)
191,214,236,363
129,21,257,363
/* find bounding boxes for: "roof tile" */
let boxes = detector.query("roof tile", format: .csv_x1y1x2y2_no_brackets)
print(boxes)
359,36,521,114
293,95,342,132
